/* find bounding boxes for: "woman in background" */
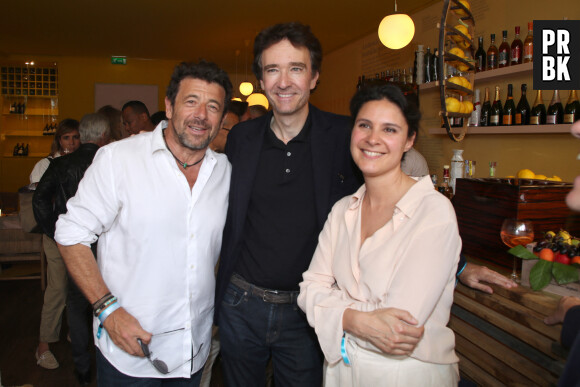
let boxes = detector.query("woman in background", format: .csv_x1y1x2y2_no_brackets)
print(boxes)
298,84,461,386
30,118,80,370
29,119,80,186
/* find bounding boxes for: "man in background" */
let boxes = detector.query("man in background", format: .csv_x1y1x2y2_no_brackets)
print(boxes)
121,100,155,135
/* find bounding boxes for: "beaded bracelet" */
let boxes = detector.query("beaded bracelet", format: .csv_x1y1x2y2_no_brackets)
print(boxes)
93,296,118,317
92,292,112,309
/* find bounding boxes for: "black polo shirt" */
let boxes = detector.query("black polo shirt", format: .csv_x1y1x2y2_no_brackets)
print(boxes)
235,115,318,291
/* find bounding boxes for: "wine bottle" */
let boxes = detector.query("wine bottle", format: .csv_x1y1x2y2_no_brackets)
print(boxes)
523,22,533,63
9,102,16,114
498,30,510,68
510,26,523,65
413,50,418,84
530,90,547,125
503,84,516,125
424,47,432,83
487,34,498,70
546,90,564,124
13,143,19,156
475,36,486,72
489,86,503,126
480,87,491,126
470,89,481,127
564,90,579,123
24,144,29,156
515,84,530,125
431,49,438,82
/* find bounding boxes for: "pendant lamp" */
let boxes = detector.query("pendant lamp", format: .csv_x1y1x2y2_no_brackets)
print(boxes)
378,0,415,50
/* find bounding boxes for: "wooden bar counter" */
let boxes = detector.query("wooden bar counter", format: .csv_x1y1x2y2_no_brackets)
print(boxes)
452,258,567,386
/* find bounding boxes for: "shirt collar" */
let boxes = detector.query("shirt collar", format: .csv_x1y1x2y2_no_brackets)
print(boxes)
348,176,433,219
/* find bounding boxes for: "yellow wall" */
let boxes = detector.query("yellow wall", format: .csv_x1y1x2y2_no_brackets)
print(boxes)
311,0,580,182
0,55,252,191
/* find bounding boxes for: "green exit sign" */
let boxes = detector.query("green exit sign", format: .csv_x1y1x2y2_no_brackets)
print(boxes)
111,56,127,65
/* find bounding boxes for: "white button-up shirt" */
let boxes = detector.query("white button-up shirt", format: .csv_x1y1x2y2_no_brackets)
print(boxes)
55,122,230,378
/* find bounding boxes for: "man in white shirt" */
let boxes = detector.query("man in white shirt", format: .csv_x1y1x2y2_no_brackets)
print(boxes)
55,61,232,386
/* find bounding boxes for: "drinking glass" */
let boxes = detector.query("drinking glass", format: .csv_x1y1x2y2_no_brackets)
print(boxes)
500,218,534,282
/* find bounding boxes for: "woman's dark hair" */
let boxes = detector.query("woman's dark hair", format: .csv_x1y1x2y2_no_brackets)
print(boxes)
166,60,232,117
349,83,421,140
253,22,322,81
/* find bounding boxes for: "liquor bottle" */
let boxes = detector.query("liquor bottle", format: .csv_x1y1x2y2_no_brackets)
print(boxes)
475,36,486,72
416,45,424,84
530,90,547,125
523,22,534,63
487,34,498,70
489,86,503,126
431,49,438,82
439,165,454,199
546,90,564,124
510,26,523,65
450,149,464,195
424,47,432,83
503,84,516,125
13,143,19,156
498,30,510,68
413,50,418,84
24,144,29,156
480,87,491,126
9,102,16,114
407,67,413,84
470,89,481,126
17,143,24,156
515,84,530,125
564,90,579,123
356,76,362,90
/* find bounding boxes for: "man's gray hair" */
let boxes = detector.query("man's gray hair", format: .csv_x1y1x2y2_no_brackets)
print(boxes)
79,113,110,143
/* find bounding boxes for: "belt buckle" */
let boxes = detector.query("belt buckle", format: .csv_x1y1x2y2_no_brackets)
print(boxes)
263,289,279,302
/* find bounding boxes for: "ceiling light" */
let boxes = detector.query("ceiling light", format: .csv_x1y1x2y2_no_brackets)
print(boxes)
378,0,415,50
246,93,269,109
239,81,254,96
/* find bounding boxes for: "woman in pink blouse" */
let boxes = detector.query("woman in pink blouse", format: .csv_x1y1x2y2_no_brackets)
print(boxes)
298,83,461,386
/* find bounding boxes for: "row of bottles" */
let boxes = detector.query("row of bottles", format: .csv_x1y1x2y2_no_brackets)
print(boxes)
43,123,57,135
415,45,439,85
12,143,29,156
9,102,26,114
356,68,414,89
470,86,578,126
474,22,533,72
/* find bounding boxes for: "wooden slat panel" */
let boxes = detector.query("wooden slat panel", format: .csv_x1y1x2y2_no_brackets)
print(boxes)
450,315,559,385
455,283,561,342
454,292,561,359
455,333,538,386
456,352,505,387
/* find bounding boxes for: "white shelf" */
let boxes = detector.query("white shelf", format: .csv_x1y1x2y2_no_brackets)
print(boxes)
428,124,571,135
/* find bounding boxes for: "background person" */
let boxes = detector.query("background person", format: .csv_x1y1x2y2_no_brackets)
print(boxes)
30,118,80,370
299,83,460,386
33,113,110,385
121,100,155,135
97,105,125,141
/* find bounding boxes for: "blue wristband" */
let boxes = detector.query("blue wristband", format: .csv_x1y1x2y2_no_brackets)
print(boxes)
97,301,120,339
456,261,467,278
98,301,120,323
341,332,351,365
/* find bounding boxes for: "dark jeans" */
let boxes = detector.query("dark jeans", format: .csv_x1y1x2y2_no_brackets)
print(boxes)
219,279,323,387
96,348,203,387
66,274,92,375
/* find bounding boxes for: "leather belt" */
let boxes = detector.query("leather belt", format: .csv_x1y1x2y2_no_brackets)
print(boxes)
230,274,298,304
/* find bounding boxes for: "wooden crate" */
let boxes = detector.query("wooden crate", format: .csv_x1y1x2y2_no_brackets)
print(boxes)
452,178,580,268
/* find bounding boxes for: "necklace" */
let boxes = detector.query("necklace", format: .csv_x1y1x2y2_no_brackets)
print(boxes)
162,129,205,169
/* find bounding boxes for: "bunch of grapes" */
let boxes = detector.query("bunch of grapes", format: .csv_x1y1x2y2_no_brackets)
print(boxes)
533,230,580,265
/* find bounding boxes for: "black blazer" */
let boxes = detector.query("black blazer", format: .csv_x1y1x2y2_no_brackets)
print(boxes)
214,105,361,324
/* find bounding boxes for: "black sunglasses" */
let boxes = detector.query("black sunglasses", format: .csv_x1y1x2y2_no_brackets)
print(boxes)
137,338,203,374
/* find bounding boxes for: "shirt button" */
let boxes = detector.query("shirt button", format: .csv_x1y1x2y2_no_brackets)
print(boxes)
287,152,291,157
190,265,195,269
285,168,291,173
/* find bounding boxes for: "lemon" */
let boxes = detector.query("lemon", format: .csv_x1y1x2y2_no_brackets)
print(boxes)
447,77,462,87
445,97,461,113
517,169,535,179
534,174,547,180
463,101,474,113
449,47,465,58
552,175,563,181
